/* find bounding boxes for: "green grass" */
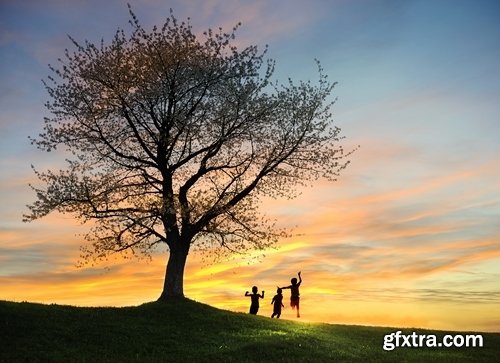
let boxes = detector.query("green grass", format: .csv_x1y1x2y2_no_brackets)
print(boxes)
1,299,498,362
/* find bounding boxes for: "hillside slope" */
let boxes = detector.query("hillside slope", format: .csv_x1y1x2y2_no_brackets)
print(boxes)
1,299,498,362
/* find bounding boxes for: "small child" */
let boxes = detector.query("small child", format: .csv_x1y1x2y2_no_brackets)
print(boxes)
279,271,302,318
271,288,285,318
245,286,265,315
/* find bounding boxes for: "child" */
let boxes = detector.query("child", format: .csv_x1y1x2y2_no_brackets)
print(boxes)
279,271,302,318
271,288,285,318
245,286,265,315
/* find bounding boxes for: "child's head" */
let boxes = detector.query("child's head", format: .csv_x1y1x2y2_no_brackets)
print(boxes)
291,277,297,285
252,286,258,293
277,288,282,294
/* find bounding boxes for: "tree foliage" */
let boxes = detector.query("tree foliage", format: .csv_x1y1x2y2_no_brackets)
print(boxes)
24,7,355,297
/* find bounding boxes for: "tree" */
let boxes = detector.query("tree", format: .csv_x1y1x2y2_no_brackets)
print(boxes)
24,7,355,300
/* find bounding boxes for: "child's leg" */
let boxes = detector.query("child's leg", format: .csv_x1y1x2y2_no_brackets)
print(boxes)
296,301,300,317
250,305,259,315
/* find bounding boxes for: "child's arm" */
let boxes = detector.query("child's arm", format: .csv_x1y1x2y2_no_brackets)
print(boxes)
260,291,265,298
280,285,291,290
245,291,250,296
298,271,302,285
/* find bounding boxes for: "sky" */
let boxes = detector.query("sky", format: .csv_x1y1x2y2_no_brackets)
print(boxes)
1,0,500,332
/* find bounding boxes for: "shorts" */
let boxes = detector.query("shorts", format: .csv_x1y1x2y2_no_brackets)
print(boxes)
290,296,300,308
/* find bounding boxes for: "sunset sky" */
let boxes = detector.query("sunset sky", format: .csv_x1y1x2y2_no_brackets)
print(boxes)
1,0,500,332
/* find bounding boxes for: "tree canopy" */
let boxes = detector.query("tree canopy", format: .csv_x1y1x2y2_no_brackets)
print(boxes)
24,7,355,298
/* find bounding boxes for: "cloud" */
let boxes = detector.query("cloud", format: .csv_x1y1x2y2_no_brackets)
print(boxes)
331,287,500,304
173,0,320,40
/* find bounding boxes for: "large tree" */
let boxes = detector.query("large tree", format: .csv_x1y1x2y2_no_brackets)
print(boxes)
24,8,354,300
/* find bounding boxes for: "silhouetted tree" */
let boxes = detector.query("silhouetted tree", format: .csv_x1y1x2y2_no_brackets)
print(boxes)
24,7,355,300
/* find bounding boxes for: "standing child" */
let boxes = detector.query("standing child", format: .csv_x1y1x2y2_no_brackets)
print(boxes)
271,288,285,318
280,271,302,318
245,286,265,315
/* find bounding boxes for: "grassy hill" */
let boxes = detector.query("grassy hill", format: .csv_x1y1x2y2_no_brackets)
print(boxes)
1,299,499,362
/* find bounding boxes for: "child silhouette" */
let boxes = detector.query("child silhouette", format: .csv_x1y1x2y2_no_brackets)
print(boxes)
271,288,285,318
245,286,265,315
279,271,302,317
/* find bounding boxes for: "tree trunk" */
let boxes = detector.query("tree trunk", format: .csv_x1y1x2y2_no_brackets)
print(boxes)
157,242,189,301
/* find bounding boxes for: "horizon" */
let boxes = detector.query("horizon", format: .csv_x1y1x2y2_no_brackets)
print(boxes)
1,297,497,335
1,0,499,333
